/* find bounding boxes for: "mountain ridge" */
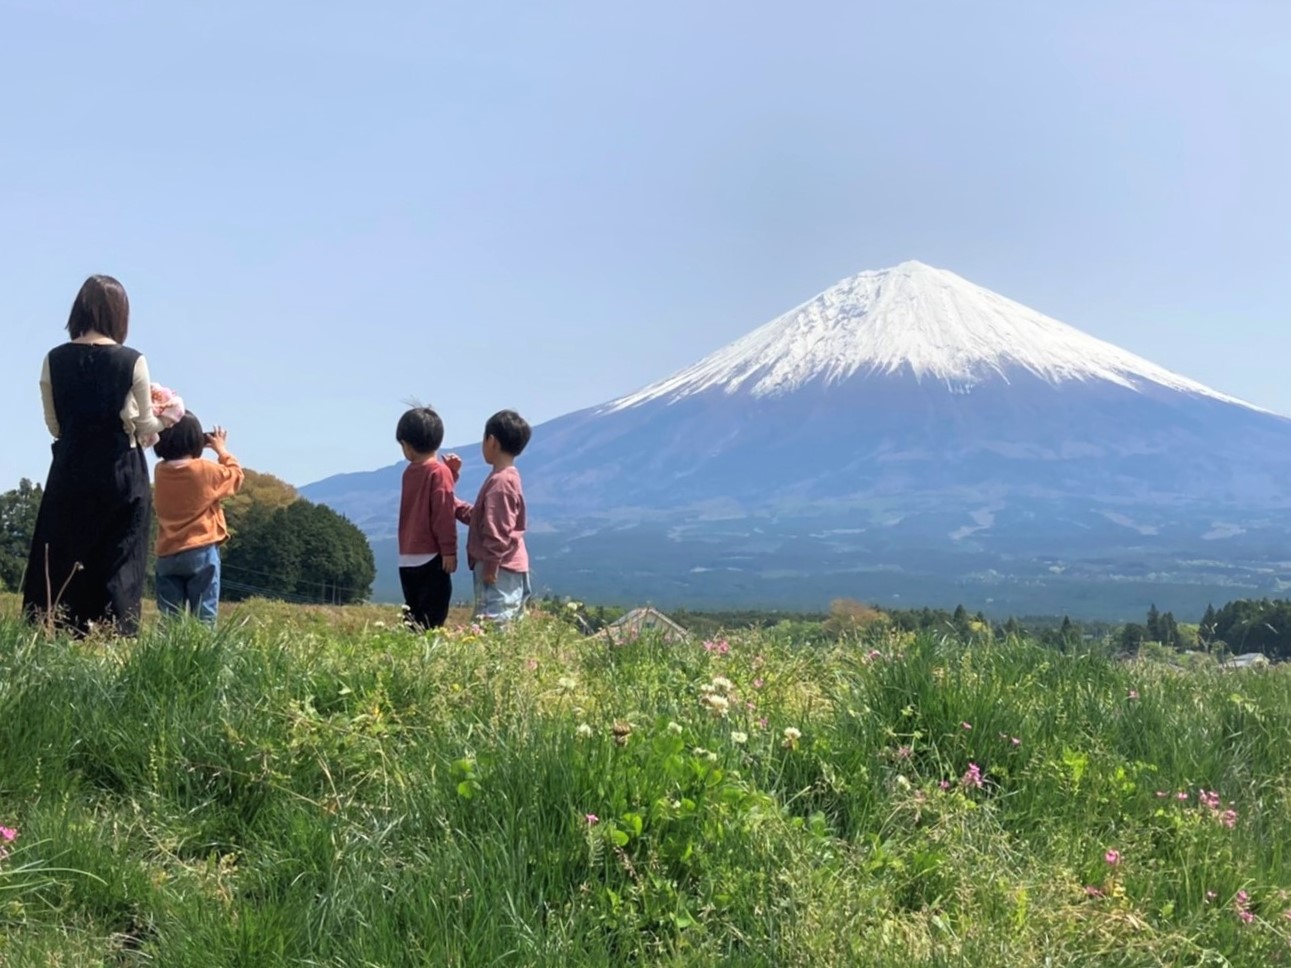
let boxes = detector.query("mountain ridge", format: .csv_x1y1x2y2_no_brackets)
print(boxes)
303,261,1291,618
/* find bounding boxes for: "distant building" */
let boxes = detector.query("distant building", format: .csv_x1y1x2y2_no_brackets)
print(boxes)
1223,652,1270,670
597,606,691,645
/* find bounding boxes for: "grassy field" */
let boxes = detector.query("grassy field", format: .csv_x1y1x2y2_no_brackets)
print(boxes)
2,593,1290,966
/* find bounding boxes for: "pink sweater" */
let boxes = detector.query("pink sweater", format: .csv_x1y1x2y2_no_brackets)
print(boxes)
457,466,528,573
398,459,459,560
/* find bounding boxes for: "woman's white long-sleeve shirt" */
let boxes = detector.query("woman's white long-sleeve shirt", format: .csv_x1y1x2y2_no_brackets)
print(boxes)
40,345,167,445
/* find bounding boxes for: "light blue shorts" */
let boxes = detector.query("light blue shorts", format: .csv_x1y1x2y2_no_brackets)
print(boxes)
472,567,531,625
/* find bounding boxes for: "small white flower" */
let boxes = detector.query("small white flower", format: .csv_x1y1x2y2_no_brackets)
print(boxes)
706,751,719,763
667,721,684,735
701,694,730,718
730,731,748,745
373,621,387,629
557,676,578,692
711,676,735,694
692,747,708,757
575,723,594,739
782,726,802,750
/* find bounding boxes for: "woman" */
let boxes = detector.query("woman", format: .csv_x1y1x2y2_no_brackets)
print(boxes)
22,275,170,636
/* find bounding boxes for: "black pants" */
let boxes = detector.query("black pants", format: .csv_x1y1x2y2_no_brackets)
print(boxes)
399,559,452,630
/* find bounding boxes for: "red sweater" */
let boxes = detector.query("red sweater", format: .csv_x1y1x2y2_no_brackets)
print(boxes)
398,459,458,561
457,466,528,573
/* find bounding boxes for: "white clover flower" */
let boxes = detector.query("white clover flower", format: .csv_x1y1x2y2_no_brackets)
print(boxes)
667,721,684,735
711,676,735,694
373,621,387,629
692,747,708,757
575,723,594,739
557,676,578,692
706,751,719,763
699,683,717,695
730,731,748,745
702,694,730,718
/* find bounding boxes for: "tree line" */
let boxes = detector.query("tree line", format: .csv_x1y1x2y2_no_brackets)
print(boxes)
1,471,374,605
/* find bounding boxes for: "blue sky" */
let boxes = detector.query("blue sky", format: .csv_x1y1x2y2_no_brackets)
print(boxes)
3,1,1288,488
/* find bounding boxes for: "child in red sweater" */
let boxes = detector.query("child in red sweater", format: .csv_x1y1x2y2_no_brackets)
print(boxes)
395,407,462,630
153,414,245,624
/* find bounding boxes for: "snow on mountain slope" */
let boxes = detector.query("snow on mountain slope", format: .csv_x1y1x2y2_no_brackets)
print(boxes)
607,261,1262,411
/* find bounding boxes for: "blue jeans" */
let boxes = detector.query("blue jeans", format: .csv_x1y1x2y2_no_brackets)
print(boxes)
472,566,531,625
156,544,221,625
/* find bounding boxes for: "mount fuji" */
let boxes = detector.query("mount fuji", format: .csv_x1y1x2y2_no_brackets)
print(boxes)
305,262,1291,619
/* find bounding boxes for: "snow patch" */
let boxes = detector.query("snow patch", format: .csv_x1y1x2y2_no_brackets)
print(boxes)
607,261,1264,413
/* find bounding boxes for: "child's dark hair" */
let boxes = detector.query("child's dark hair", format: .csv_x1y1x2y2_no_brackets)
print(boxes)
485,410,531,456
154,413,205,461
397,407,444,455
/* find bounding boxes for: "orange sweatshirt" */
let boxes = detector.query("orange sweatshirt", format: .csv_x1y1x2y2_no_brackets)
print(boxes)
154,453,245,557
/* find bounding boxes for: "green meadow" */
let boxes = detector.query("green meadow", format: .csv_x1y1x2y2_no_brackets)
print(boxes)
1,594,1289,966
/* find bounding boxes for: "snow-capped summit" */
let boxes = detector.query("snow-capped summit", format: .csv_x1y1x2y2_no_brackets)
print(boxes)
608,260,1258,411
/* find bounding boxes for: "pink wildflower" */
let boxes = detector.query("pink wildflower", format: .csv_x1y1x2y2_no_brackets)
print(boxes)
1104,849,1121,866
1239,909,1255,924
752,677,765,690
939,780,951,791
961,722,972,731
1199,789,1221,811
1010,736,1021,747
895,745,913,760
1084,885,1105,898
866,649,883,662
1206,891,1218,903
1176,791,1189,801
0,826,16,843
961,762,984,790
1221,809,1238,829
585,813,599,826
757,717,768,729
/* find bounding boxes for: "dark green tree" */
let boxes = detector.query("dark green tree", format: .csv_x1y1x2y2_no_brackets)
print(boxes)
1119,623,1148,654
1210,599,1291,659
223,498,374,604
1146,603,1161,642
0,479,42,592
1157,611,1181,650
1198,603,1218,649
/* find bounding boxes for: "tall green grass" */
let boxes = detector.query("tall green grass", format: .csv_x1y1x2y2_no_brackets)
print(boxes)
2,602,1290,965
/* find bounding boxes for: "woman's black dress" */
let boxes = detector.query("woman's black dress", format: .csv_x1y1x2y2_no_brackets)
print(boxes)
22,343,152,636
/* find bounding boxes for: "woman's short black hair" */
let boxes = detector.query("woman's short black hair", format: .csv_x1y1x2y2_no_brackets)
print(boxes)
485,410,531,456
155,413,205,461
67,275,130,343
397,407,444,455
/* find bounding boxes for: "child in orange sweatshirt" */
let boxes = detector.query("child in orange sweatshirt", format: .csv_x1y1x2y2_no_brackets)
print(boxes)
153,414,244,624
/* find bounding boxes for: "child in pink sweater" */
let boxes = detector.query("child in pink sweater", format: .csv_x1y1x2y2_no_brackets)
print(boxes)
455,410,531,625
